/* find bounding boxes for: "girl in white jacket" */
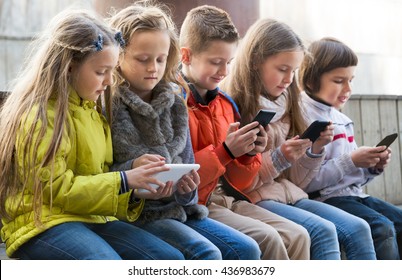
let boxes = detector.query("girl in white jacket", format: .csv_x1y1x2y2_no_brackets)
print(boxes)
300,37,402,259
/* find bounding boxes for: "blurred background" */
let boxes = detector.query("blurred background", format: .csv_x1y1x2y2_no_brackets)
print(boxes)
0,0,401,206
1,0,402,95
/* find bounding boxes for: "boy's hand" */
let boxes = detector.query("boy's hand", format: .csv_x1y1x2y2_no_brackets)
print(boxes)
374,147,392,170
224,122,261,157
351,146,385,168
281,136,312,163
311,123,334,154
247,124,268,155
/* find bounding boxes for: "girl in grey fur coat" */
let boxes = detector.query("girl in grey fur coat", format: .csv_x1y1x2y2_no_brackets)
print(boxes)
108,1,261,260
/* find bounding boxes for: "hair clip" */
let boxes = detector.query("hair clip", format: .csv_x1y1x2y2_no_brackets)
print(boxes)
114,31,125,48
94,34,103,51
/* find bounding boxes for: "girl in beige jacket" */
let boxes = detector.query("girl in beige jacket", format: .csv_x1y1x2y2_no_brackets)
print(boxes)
220,18,376,260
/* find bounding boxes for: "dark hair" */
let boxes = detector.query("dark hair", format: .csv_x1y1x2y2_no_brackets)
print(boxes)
300,37,358,94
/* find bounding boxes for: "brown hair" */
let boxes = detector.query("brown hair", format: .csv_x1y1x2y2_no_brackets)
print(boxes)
299,37,358,95
221,18,306,137
179,5,240,53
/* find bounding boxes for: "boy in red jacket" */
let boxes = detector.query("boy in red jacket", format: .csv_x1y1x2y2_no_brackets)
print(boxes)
179,5,310,260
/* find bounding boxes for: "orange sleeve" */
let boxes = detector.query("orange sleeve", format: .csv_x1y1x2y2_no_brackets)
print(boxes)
224,153,262,191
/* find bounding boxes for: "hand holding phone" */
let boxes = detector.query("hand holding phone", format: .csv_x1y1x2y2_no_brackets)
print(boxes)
300,120,331,143
376,133,398,151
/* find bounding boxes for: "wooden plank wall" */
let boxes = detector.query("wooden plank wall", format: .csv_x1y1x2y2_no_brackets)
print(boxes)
342,95,402,205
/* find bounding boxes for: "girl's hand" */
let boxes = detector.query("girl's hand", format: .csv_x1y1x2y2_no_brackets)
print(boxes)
176,169,200,195
311,123,334,154
125,161,170,193
281,136,312,163
135,181,174,200
132,154,165,169
224,122,262,157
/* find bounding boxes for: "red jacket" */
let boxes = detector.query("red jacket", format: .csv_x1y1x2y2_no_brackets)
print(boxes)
187,87,262,205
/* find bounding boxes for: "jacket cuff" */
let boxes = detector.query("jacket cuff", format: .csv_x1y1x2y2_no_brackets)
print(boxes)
306,146,325,158
272,147,291,173
215,143,234,166
119,171,129,194
222,141,236,159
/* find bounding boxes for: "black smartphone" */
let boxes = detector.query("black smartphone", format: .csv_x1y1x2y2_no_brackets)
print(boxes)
251,109,276,138
376,133,398,150
300,120,331,143
252,109,276,128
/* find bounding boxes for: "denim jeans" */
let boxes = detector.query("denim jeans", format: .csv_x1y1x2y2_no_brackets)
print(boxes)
137,217,261,260
325,195,402,260
14,221,184,260
258,199,376,259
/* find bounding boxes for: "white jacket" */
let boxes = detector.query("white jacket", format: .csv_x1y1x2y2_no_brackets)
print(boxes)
301,92,378,201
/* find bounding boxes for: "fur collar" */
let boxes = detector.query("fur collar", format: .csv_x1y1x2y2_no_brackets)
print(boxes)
112,83,188,164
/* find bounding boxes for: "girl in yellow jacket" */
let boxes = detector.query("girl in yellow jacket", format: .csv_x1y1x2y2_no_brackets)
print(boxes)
0,9,185,260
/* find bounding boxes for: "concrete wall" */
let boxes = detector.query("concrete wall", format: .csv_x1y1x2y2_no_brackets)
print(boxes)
260,0,402,95
2,0,401,95
0,0,92,91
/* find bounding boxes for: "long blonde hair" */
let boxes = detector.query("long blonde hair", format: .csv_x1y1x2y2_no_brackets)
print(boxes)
0,9,119,224
221,18,306,136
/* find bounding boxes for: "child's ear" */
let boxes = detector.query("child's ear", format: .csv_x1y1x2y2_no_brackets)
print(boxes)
68,61,77,73
180,47,191,65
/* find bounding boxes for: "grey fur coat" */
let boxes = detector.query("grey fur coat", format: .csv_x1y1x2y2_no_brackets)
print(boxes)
111,82,208,222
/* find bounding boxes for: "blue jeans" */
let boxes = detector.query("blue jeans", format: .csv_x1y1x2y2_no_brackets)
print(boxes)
14,221,184,260
258,199,376,259
325,195,402,260
137,217,261,260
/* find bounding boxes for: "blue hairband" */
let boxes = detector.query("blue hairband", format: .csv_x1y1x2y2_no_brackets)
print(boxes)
114,31,125,48
94,34,103,51
93,32,125,52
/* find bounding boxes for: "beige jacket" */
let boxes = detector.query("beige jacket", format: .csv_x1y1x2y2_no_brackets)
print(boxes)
244,115,325,205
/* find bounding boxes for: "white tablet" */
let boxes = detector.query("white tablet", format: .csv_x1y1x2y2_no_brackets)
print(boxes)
137,163,200,193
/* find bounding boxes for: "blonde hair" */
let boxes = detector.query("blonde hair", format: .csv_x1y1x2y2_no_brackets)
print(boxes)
0,9,119,223
108,0,180,88
179,5,240,53
221,18,306,137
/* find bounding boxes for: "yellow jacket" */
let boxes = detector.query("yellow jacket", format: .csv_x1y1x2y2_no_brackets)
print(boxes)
1,89,144,257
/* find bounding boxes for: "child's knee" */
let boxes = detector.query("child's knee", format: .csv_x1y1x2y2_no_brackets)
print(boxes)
372,217,396,240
